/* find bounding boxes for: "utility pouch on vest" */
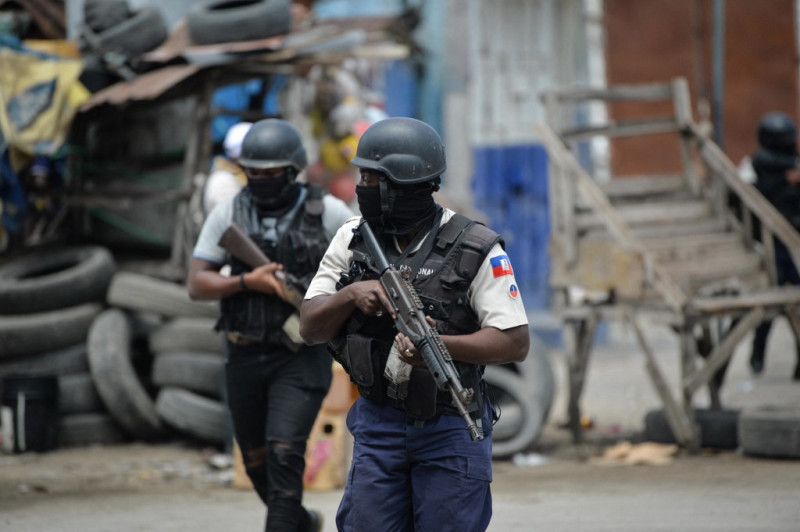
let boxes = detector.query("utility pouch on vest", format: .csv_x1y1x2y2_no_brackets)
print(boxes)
403,367,438,420
344,333,388,404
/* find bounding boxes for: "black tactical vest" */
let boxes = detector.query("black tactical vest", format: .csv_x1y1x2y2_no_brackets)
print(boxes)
218,185,327,344
330,213,502,420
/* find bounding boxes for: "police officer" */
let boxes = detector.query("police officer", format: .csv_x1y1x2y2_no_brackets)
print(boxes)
299,117,530,531
187,118,353,531
749,112,800,379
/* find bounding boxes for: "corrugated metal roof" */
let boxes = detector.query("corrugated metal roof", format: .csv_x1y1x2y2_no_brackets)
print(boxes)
79,14,411,112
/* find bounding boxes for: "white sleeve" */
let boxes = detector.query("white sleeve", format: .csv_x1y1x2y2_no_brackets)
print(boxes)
192,200,234,264
322,195,357,240
305,217,360,299
203,171,243,215
469,243,528,330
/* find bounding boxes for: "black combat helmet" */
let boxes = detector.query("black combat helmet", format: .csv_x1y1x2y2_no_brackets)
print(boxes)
350,117,446,185
757,112,798,154
238,118,308,171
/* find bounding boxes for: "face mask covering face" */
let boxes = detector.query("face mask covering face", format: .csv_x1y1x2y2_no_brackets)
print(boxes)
356,184,382,226
247,171,299,215
356,183,436,235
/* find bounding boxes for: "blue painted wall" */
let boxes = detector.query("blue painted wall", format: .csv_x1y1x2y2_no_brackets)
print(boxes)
472,144,551,310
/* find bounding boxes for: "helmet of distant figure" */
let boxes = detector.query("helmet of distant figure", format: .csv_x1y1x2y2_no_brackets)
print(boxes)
239,118,308,172
757,112,798,155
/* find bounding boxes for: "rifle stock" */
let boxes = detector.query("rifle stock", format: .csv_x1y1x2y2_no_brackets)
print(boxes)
358,220,483,441
217,223,305,310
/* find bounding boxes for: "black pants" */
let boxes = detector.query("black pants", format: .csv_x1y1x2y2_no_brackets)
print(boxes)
752,241,800,367
225,340,332,531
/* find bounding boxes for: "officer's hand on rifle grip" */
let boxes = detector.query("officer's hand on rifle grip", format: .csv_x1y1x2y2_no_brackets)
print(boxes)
247,263,287,299
347,280,394,318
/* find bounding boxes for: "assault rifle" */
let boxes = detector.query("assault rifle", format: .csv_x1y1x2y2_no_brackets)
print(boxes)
218,223,305,310
217,223,305,347
358,220,483,441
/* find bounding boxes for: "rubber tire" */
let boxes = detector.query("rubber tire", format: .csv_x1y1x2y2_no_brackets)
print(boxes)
155,387,225,446
151,352,224,399
0,343,89,377
93,6,168,57
59,413,128,447
59,372,104,415
84,0,131,33
644,408,740,449
107,271,219,319
0,303,103,360
186,0,291,45
148,317,224,354
0,245,115,315
485,365,545,458
87,308,165,441
739,405,800,459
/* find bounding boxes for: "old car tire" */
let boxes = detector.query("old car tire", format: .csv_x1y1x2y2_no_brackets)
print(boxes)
152,352,224,399
87,308,165,441
485,365,544,459
0,245,115,315
0,343,89,377
739,405,800,458
59,372,105,415
84,0,131,33
644,408,739,449
0,304,103,360
155,387,225,446
186,0,291,45
93,6,168,57
107,271,219,319
59,413,128,447
148,317,224,354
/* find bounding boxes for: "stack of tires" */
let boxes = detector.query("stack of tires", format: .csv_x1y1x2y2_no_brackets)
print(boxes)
0,246,126,448
0,247,229,451
103,272,227,447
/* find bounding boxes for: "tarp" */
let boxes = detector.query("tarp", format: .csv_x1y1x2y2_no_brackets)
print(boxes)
0,46,89,158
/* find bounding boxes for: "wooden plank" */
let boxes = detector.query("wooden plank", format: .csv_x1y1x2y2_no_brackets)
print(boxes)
576,200,712,230
560,117,679,142
598,174,685,198
690,287,800,314
664,250,763,283
626,218,729,240
625,309,698,448
683,307,764,395
546,81,673,103
644,232,744,263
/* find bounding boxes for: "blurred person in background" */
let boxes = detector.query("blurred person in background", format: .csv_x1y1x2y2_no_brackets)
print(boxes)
187,118,353,531
203,121,252,215
748,111,800,380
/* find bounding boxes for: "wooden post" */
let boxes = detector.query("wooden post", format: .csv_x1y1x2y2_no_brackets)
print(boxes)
564,310,598,443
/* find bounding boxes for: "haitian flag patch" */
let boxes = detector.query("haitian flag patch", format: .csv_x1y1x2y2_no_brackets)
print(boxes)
508,284,519,299
490,255,514,278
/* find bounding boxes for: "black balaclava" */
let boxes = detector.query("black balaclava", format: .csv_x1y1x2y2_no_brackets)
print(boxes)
356,180,438,235
247,168,300,216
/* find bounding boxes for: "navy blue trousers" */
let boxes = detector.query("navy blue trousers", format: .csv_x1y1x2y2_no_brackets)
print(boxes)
336,397,494,532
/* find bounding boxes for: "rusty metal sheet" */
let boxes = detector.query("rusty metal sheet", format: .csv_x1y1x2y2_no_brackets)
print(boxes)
79,64,203,111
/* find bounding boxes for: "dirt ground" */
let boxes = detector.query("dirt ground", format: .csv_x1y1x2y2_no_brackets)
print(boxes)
1,317,799,531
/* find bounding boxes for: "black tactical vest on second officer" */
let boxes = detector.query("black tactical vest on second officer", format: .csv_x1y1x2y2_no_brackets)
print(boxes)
330,212,502,421
218,186,328,344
